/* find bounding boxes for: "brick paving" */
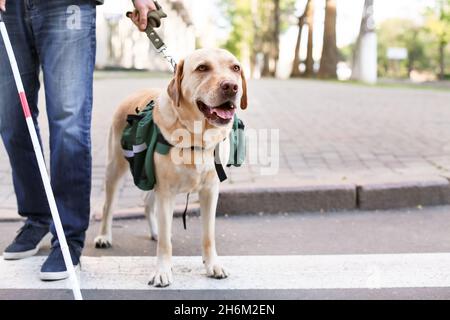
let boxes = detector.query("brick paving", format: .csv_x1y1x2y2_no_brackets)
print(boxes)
1,74,450,219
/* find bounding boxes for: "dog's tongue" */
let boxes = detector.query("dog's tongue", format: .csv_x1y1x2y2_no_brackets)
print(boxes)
212,107,235,120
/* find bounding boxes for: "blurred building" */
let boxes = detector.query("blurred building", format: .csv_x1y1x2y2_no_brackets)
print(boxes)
96,0,196,71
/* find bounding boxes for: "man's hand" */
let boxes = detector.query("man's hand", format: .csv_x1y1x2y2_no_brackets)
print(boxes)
0,0,6,12
130,0,157,31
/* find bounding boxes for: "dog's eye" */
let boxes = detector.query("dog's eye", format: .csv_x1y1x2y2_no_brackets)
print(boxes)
196,65,209,72
233,65,241,72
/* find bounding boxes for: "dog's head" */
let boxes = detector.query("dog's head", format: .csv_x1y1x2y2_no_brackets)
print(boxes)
167,48,248,127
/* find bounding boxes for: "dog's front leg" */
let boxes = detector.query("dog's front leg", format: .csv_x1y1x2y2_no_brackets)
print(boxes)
144,191,158,241
149,191,175,288
200,182,229,279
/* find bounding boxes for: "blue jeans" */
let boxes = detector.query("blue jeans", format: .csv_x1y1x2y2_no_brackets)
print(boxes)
0,0,96,248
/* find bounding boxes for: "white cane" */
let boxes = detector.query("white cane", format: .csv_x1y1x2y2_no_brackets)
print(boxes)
0,11,83,300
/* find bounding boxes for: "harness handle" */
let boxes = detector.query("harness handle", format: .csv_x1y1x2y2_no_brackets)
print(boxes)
126,1,167,29
127,2,177,72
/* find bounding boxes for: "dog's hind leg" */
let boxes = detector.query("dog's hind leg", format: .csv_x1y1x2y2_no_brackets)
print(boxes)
94,126,128,249
144,191,158,241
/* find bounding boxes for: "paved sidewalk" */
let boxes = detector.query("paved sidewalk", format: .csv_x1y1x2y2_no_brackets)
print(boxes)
1,75,450,219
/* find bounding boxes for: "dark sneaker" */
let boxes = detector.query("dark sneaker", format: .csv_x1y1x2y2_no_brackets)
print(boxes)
3,219,50,260
40,243,81,281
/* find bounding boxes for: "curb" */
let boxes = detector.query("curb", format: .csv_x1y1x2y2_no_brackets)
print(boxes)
217,183,356,215
216,176,450,215
357,176,450,210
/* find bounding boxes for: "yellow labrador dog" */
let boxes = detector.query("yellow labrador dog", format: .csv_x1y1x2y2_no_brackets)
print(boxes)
94,48,247,287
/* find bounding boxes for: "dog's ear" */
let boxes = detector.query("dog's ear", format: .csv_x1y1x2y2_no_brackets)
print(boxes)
240,69,248,110
167,59,185,107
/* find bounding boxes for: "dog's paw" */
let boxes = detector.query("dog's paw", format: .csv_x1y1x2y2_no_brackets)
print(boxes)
205,263,229,279
94,235,112,249
150,232,158,242
148,267,173,288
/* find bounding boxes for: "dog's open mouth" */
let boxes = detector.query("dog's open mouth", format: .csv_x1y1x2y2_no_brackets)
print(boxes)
197,100,236,125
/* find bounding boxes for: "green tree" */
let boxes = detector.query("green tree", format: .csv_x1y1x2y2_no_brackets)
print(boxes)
377,19,431,78
222,0,254,62
399,26,428,74
424,0,450,80
221,0,295,77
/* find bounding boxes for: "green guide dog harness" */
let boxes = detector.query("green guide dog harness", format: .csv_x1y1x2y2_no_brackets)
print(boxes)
121,100,246,192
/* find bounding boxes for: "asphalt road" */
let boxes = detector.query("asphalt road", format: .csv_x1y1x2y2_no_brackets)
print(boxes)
2,206,450,300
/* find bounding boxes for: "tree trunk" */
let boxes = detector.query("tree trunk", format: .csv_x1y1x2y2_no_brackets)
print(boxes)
250,0,260,78
437,0,447,81
269,0,280,77
262,52,271,76
260,0,280,78
351,0,377,83
291,19,304,77
352,0,373,76
291,0,313,78
407,58,414,76
318,0,338,79
304,0,315,77
439,41,446,80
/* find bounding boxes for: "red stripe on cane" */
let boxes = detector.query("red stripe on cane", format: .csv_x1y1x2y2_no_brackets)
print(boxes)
19,92,31,118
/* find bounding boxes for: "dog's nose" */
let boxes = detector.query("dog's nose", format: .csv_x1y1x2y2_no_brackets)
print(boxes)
220,81,239,98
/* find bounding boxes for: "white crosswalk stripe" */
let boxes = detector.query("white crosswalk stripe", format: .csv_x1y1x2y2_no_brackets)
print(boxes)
1,253,450,291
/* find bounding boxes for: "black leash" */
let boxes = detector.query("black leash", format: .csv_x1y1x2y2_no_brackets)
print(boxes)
182,193,190,230
156,132,226,230
126,1,177,72
214,149,228,182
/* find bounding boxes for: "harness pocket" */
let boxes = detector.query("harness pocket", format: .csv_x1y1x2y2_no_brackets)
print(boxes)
228,116,246,167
